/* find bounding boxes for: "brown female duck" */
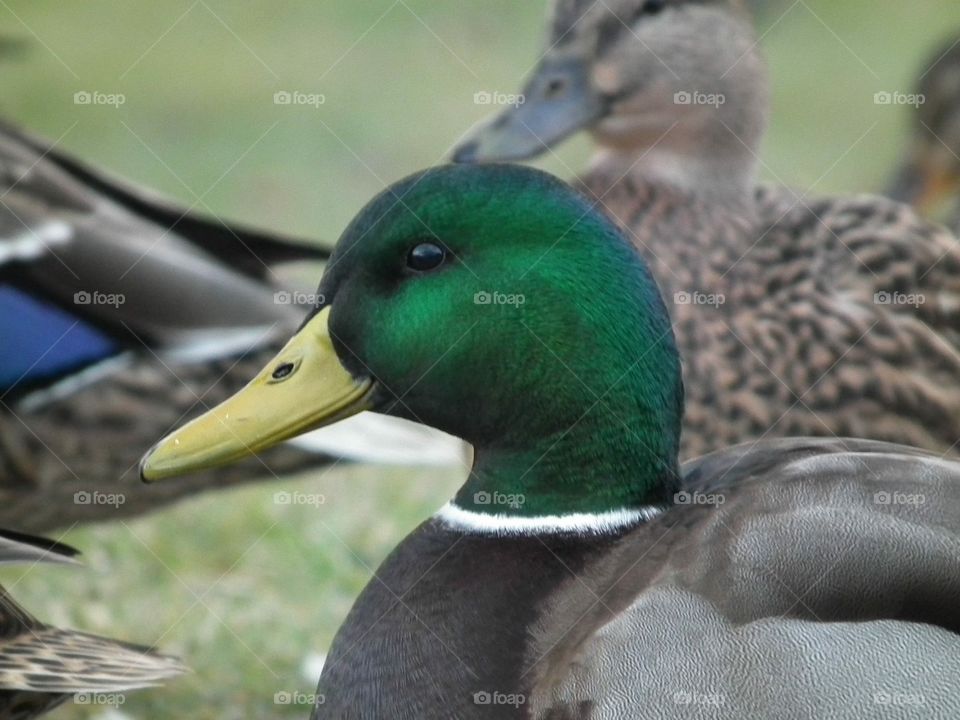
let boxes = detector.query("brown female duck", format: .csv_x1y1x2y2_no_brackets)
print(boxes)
454,0,960,459
0,122,461,532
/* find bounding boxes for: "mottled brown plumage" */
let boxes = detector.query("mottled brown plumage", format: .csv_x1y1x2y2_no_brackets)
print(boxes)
0,122,462,533
0,529,185,719
583,174,960,459
0,342,340,532
454,0,960,459
0,121,341,533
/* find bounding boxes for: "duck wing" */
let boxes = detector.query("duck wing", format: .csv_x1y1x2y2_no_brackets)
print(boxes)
0,122,465,530
0,120,330,396
0,120,329,277
538,438,960,718
0,529,79,566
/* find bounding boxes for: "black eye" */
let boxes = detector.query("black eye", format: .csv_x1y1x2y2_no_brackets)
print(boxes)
407,242,446,271
639,0,666,16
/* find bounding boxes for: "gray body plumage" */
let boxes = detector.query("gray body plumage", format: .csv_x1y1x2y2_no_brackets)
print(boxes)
536,439,960,718
313,439,960,719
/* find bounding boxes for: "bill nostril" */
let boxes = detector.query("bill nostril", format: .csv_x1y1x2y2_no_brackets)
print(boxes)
272,362,296,380
545,77,567,99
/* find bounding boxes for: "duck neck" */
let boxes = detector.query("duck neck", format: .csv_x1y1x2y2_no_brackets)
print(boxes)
588,42,769,215
588,136,759,216
454,410,679,522
316,520,632,718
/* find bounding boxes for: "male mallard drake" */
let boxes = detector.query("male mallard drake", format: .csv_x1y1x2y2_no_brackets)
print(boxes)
0,528,185,718
141,165,960,719
0,121,462,532
887,33,960,231
452,0,960,459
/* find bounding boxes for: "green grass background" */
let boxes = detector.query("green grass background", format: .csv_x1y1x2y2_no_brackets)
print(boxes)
1,1,959,717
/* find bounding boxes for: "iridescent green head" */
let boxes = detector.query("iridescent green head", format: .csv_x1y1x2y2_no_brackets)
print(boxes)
141,164,683,517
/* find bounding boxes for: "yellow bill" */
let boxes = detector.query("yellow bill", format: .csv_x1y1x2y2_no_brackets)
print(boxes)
140,307,374,482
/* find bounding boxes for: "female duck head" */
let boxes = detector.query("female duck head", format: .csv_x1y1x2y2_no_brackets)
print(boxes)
141,164,683,516
453,0,768,199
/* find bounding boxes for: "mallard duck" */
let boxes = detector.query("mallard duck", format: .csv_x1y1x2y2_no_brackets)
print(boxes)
0,527,185,718
140,164,960,719
0,121,463,533
887,33,960,231
452,0,960,460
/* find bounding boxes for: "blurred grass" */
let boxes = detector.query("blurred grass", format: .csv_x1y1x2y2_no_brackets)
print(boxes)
0,465,463,719
1,0,960,717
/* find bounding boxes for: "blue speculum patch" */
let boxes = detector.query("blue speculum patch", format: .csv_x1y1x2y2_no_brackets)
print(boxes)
0,284,119,392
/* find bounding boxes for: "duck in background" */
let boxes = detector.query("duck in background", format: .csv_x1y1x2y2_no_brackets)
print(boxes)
140,164,960,720
887,33,960,232
453,0,960,460
0,121,463,533
0,528,185,718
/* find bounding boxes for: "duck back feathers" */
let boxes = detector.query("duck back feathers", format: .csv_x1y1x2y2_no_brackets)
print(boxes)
580,172,960,460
